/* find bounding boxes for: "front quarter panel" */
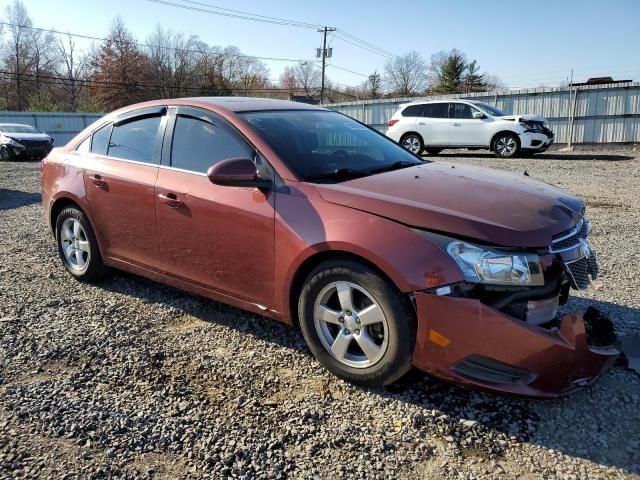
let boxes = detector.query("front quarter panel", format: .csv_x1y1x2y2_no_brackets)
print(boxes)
275,187,463,321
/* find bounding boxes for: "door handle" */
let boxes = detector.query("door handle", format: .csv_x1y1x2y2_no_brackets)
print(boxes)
90,174,107,189
417,122,426,125
158,192,183,208
452,122,461,126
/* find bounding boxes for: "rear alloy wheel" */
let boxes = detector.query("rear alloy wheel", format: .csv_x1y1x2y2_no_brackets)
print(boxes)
0,146,15,162
494,133,520,158
55,207,108,282
401,133,424,155
298,260,415,386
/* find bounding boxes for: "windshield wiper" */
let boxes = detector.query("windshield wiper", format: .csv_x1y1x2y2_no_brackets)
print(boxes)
367,160,420,175
304,168,368,182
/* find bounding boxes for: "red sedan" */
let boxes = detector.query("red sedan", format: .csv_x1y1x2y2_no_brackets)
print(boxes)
40,97,617,397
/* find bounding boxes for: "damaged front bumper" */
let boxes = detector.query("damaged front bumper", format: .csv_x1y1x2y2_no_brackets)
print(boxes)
411,293,618,398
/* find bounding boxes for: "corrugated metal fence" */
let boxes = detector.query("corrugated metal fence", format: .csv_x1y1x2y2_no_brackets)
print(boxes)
0,111,103,146
2,83,639,146
325,82,640,144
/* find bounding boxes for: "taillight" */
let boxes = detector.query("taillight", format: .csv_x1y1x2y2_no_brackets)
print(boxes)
388,119,399,126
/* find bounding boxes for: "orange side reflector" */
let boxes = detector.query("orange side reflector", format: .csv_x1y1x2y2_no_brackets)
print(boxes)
428,329,450,347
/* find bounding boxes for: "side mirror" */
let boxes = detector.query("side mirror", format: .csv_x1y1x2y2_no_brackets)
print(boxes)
207,157,271,188
472,111,485,119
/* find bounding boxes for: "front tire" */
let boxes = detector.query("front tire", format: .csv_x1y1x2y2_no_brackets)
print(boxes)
400,133,424,156
0,146,15,161
55,207,107,282
298,260,416,387
493,133,520,158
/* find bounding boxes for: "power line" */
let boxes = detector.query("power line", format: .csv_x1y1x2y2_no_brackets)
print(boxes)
331,33,395,60
0,21,310,63
148,0,320,29
335,29,397,59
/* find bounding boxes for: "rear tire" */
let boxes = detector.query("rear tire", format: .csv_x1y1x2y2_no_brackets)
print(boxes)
493,133,520,158
425,148,443,155
400,133,424,156
55,207,108,282
298,260,416,387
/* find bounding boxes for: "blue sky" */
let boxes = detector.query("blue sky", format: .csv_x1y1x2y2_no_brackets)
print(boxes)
8,0,640,88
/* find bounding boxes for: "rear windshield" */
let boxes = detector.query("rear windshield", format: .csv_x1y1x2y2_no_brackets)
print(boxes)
0,125,39,134
239,110,422,182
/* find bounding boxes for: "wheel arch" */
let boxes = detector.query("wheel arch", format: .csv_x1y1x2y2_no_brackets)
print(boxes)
399,131,423,143
490,130,520,151
287,250,405,329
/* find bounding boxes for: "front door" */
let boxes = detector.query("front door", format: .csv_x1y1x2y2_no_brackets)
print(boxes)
155,107,275,307
83,108,166,270
449,103,489,146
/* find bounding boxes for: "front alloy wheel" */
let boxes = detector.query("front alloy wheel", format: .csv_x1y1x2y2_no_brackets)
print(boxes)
298,260,415,386
494,134,520,158
313,281,389,368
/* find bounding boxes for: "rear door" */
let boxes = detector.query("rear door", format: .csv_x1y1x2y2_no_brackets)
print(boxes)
449,103,489,146
417,102,450,146
83,107,167,270
154,107,275,307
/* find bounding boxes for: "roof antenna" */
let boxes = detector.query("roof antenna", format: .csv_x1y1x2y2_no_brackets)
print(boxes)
524,170,530,176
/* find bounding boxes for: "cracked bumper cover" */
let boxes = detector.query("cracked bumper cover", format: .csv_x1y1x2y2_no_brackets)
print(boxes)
411,293,618,398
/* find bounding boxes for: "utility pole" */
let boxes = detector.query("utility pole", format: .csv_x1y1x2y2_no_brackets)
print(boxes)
318,26,336,104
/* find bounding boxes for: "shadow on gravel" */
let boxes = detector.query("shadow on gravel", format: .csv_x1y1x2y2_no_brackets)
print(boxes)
99,271,640,474
0,188,41,210
428,152,634,161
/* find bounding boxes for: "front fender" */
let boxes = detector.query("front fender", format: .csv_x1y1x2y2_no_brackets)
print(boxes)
274,192,463,321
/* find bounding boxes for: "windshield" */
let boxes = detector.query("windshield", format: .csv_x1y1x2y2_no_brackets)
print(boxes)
239,110,422,183
473,102,506,117
0,125,39,134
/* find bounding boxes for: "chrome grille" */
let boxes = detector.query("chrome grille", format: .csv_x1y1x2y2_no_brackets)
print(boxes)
551,217,599,290
551,218,589,252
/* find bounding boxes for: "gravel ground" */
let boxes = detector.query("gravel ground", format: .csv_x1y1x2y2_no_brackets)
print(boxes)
1,148,639,479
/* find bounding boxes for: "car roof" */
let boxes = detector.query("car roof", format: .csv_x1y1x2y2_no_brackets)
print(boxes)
402,99,471,107
107,97,329,118
185,97,328,112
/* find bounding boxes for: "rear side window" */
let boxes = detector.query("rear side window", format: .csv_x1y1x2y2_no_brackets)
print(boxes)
451,103,475,119
401,105,424,117
170,115,252,173
108,116,161,163
91,124,112,156
423,103,449,118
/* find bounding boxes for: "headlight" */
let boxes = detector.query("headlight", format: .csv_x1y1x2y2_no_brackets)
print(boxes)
8,138,23,148
519,121,543,132
446,240,544,286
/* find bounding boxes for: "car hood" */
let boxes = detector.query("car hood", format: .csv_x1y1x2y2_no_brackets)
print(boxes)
2,132,51,142
315,163,584,247
499,114,548,124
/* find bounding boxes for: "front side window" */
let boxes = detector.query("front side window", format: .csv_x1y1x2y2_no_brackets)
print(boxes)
240,110,422,183
91,124,112,156
170,115,252,173
423,103,449,118
451,103,477,119
76,136,90,153
108,116,161,163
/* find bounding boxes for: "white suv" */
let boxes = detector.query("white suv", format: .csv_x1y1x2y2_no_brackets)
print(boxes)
386,100,554,158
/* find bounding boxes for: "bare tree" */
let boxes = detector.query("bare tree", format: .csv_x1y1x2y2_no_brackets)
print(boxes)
2,0,36,109
54,33,89,110
221,47,270,95
279,65,299,90
383,51,428,96
365,70,383,99
146,26,200,98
